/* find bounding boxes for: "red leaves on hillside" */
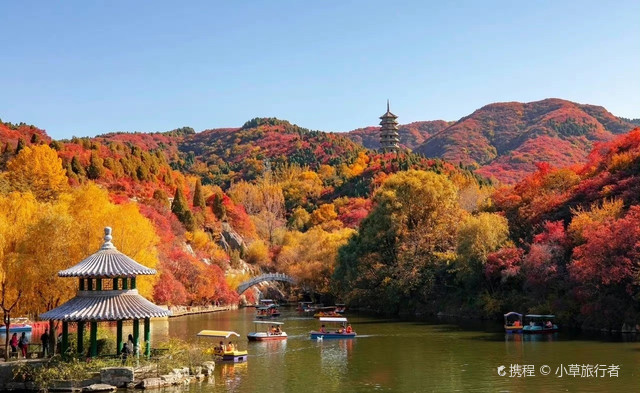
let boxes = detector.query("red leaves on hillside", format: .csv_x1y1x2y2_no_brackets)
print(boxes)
485,247,524,281
569,206,640,288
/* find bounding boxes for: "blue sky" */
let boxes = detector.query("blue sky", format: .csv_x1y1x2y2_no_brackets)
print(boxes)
1,1,638,139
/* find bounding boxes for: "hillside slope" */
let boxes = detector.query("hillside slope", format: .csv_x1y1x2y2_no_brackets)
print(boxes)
414,99,636,183
347,120,451,150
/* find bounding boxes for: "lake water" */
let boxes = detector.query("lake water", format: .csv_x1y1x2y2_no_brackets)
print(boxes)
147,308,637,393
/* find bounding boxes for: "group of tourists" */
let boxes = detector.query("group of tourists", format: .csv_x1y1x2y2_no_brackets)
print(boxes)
318,324,352,334
269,325,282,335
216,341,236,352
9,332,29,358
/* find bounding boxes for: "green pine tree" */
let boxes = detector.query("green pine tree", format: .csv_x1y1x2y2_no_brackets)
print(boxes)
15,138,25,154
86,151,105,180
172,186,195,231
71,155,86,177
193,179,206,209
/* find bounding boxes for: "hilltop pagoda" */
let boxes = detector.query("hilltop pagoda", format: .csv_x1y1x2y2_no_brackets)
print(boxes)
379,100,400,153
40,227,170,358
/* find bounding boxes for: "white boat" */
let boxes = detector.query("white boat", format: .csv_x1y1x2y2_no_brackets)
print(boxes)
247,321,287,341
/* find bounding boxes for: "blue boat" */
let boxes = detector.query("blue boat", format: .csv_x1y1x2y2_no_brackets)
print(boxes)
522,314,559,334
310,317,356,339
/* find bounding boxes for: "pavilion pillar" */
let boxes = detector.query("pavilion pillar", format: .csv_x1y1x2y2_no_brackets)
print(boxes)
90,321,98,357
77,321,85,356
133,319,140,355
62,321,69,356
116,320,123,355
144,318,150,358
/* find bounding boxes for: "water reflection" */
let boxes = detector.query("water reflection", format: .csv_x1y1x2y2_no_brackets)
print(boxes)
219,362,248,392
158,309,639,393
319,339,353,377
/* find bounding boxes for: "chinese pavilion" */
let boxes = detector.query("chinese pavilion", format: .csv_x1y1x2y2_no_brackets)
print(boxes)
379,100,400,153
40,227,170,358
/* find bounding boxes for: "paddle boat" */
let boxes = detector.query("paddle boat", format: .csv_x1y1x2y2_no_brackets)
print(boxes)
297,301,314,312
0,317,32,333
197,330,248,362
522,314,559,334
256,300,280,318
313,306,341,318
310,317,356,339
247,321,287,341
256,304,280,319
504,312,523,333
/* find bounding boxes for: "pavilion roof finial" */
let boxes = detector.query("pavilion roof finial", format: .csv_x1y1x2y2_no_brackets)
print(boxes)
101,226,115,250
387,99,390,112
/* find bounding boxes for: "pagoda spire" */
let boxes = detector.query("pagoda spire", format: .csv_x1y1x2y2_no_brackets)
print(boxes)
379,101,400,153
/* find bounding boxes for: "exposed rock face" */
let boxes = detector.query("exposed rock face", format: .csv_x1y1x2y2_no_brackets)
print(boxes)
99,367,134,388
201,361,215,376
220,222,247,253
82,384,117,392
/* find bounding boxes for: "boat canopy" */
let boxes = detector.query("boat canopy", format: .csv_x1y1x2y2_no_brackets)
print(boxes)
253,321,284,325
319,317,348,323
525,314,555,318
197,330,240,338
317,306,337,310
504,312,522,317
298,301,313,304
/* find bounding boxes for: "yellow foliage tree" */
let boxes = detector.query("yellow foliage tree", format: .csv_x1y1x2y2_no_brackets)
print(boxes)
278,227,355,294
64,184,160,297
0,192,40,357
569,199,624,244
311,204,338,226
7,145,68,200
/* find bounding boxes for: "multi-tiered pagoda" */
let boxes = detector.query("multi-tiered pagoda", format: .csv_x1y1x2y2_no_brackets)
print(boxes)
379,100,400,153
40,227,170,358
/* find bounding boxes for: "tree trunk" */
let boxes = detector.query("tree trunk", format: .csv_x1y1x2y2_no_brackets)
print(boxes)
4,312,10,360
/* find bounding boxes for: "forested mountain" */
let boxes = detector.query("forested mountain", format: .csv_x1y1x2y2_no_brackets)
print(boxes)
1,100,639,331
347,120,451,150
334,128,640,329
414,99,637,183
177,118,365,187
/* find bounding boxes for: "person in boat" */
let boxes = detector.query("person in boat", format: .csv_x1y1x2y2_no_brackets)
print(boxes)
513,320,521,327
346,324,353,334
275,326,281,335
216,341,224,351
545,320,553,328
226,341,235,352
319,324,326,333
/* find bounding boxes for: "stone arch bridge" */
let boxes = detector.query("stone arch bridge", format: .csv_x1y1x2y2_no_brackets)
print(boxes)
236,273,297,295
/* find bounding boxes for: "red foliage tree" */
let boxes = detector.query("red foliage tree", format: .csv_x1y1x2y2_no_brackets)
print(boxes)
569,206,640,288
